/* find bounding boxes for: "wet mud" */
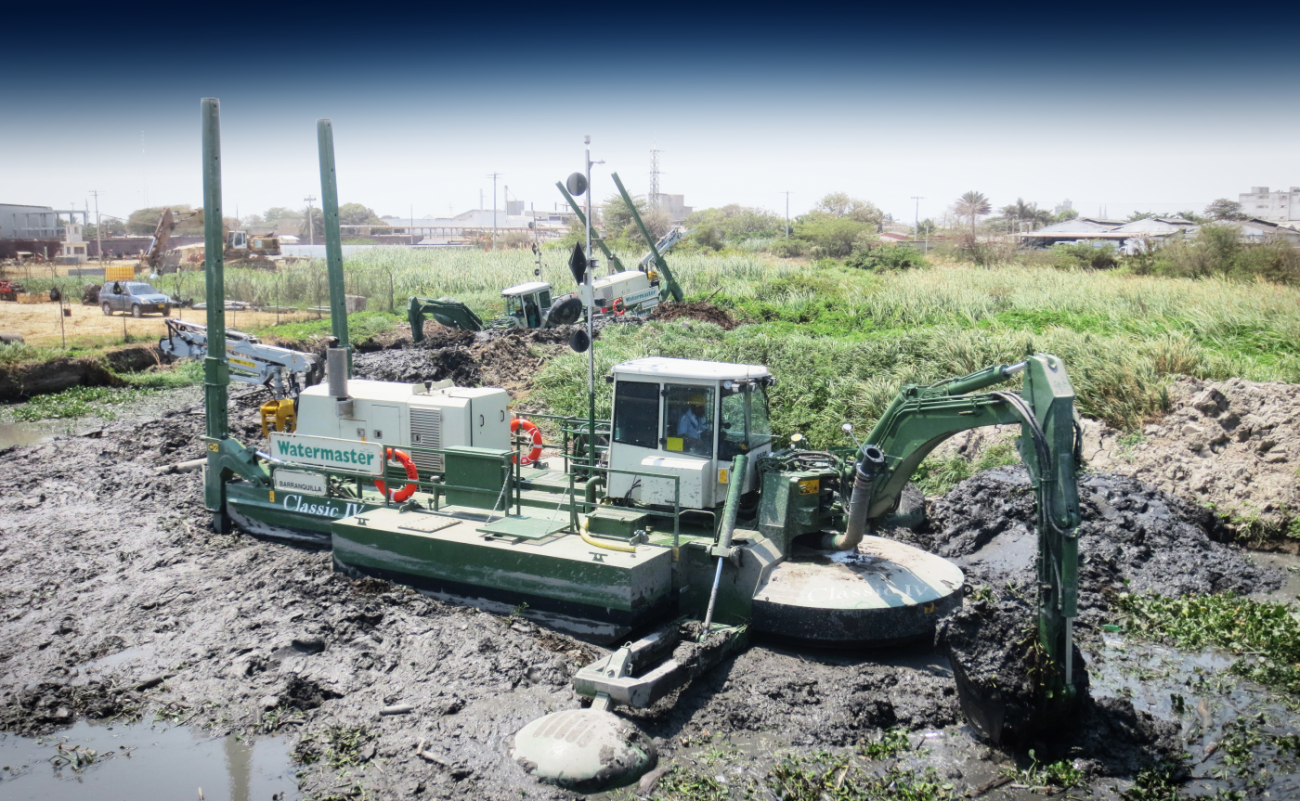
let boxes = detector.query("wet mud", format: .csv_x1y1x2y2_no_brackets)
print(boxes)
899,466,1283,628
0,388,1295,799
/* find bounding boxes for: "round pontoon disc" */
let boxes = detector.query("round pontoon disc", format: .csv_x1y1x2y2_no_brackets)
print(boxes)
512,708,656,792
751,535,965,647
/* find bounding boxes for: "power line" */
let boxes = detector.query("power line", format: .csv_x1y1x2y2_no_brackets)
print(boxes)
781,192,792,238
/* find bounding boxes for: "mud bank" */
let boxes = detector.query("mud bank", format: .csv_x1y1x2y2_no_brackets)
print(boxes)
898,467,1283,630
0,344,160,401
1085,376,1300,542
649,300,739,330
0,387,1293,800
353,322,622,398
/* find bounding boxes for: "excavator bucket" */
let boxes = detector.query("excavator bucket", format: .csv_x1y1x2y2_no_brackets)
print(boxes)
408,296,484,341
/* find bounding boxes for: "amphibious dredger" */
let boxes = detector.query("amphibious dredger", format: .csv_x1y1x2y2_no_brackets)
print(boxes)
196,99,1083,791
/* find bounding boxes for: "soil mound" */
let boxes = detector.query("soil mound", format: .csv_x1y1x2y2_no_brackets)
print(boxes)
650,300,738,330
354,331,554,398
1083,376,1300,541
901,467,1282,623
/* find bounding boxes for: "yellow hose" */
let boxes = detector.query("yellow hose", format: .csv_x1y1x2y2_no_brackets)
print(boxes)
579,517,637,553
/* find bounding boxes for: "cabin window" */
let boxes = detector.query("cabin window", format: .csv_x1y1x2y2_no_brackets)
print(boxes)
720,383,773,459
612,381,659,450
663,385,714,458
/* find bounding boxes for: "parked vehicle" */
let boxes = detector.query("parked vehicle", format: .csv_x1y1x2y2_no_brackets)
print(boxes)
100,281,172,317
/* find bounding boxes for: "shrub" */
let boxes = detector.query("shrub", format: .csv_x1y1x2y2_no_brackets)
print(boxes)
769,238,809,258
1050,242,1118,271
846,244,928,271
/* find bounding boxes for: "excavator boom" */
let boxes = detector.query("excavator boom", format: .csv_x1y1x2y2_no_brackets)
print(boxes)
848,354,1082,723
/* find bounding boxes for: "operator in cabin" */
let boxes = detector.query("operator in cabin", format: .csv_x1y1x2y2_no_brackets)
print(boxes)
677,396,710,455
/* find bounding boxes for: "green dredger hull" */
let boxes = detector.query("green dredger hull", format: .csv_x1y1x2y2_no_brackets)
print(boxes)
224,478,963,646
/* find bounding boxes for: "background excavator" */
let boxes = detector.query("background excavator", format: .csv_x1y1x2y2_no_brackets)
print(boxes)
407,171,686,342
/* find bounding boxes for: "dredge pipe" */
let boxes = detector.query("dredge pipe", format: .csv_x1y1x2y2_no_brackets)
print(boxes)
824,445,886,551
701,454,748,633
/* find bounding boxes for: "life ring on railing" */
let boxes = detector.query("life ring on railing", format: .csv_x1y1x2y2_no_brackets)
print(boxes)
374,448,419,502
611,297,626,316
511,418,544,465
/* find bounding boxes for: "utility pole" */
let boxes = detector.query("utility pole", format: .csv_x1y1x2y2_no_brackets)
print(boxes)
486,173,502,250
90,190,103,262
304,195,317,245
782,191,792,237
910,196,924,250
141,131,148,208
650,148,662,208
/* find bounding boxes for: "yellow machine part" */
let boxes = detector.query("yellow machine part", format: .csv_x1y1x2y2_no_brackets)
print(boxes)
260,399,297,437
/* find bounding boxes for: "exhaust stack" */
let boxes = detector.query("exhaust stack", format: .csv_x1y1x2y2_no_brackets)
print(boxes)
327,347,353,417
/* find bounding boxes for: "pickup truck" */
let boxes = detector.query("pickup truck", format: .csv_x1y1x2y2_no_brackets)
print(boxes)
100,281,171,317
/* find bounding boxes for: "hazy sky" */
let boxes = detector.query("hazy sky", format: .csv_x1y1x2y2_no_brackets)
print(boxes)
4,3,1298,226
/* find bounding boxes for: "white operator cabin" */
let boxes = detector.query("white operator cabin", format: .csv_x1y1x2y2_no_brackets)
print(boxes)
606,357,775,509
295,379,510,474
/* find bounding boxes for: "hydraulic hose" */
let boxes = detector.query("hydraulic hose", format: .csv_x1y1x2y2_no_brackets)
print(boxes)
824,445,886,551
990,391,1070,535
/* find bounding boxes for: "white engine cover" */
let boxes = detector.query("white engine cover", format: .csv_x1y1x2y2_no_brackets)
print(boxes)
295,379,509,474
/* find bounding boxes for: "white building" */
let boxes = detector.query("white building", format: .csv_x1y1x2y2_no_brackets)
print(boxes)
1238,187,1300,223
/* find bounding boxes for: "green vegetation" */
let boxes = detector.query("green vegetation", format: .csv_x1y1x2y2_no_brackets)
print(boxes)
1127,224,1300,286
645,749,954,801
534,258,1300,440
256,311,402,346
294,725,374,769
1002,749,1086,790
846,244,928,272
4,384,153,422
0,361,203,423
914,441,1020,497
1117,592,1300,695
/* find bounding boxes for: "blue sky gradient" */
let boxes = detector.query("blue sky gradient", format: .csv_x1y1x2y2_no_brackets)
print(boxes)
4,2,1297,224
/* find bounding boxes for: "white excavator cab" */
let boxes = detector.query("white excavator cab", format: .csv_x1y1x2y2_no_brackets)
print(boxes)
501,281,553,329
606,357,775,510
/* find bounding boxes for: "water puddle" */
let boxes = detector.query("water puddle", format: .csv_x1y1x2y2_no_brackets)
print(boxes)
0,721,298,801
0,421,52,449
1249,550,1300,603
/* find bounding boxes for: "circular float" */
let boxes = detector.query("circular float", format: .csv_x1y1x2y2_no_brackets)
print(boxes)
750,536,965,647
511,708,656,792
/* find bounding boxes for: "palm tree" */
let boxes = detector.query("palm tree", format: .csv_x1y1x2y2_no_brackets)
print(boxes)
955,191,991,232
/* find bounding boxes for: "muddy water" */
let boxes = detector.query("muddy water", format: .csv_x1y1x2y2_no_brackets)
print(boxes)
0,421,57,449
0,721,297,801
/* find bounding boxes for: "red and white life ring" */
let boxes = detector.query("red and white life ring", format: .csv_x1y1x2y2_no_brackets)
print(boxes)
374,447,419,502
611,297,626,316
511,417,544,465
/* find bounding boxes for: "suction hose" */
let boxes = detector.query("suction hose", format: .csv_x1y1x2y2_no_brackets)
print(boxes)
823,445,886,551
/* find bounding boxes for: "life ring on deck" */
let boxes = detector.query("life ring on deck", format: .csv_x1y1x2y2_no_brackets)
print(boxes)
511,418,544,465
374,448,419,502
612,297,626,316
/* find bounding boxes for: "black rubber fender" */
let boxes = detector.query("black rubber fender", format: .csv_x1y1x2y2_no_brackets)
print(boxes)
543,294,583,327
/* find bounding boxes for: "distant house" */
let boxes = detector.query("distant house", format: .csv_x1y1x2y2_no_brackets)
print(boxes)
1019,215,1298,252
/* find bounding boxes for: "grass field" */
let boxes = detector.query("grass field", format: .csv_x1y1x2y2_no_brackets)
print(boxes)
6,248,1299,447
531,259,1300,443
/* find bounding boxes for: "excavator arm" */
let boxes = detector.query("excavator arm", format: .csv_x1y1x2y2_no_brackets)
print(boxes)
407,296,484,340
846,354,1082,720
556,182,627,274
611,173,684,303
